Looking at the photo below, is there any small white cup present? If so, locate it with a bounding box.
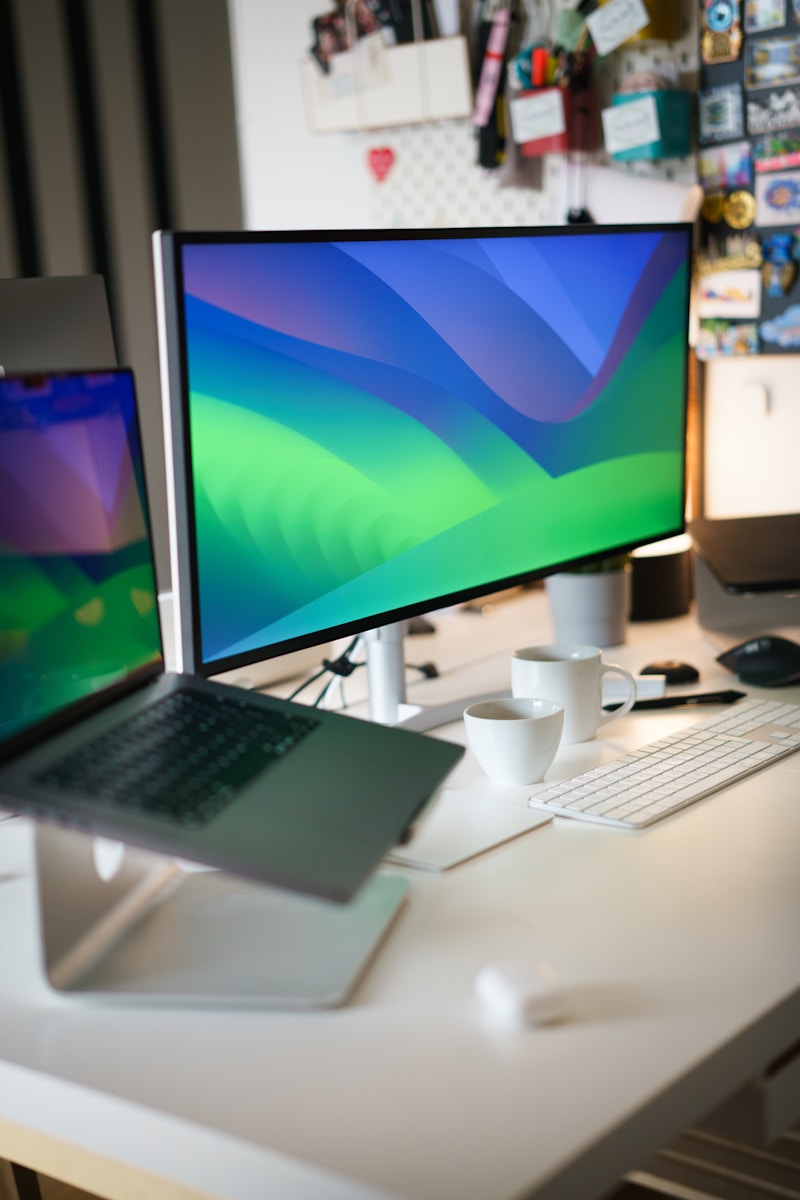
[463,697,564,786]
[511,643,636,744]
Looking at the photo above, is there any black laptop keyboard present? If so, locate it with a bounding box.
[36,689,320,828]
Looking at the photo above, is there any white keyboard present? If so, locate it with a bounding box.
[528,697,800,830]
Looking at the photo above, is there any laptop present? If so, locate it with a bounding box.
[0,369,463,905]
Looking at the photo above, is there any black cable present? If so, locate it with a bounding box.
[284,667,328,703]
[312,672,344,709]
[322,639,363,678]
[282,640,438,707]
[412,661,439,679]
[284,637,362,703]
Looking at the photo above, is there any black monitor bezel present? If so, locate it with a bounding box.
[155,223,692,678]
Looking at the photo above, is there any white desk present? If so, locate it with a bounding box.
[1,589,799,1200]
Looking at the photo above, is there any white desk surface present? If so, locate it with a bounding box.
[1,589,799,1200]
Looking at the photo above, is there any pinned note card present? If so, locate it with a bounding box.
[602,94,660,154]
[509,89,566,144]
[586,0,649,56]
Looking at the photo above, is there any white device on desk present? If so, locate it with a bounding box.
[474,959,567,1027]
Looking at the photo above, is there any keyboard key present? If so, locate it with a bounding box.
[36,689,319,827]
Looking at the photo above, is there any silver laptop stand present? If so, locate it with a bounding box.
[34,824,406,1008]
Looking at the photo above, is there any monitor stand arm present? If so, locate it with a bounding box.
[364,622,421,726]
[364,622,502,733]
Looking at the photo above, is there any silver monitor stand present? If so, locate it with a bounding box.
[34,824,407,1009]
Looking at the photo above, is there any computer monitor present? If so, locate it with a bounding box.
[154,224,691,726]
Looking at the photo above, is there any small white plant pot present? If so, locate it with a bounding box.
[545,567,631,648]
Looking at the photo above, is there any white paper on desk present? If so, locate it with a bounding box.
[386,789,551,871]
[603,674,667,702]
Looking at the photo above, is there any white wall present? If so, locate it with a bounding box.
[227,0,373,228]
[703,357,800,518]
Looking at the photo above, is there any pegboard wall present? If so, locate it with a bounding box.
[367,122,567,227]
[360,0,700,229]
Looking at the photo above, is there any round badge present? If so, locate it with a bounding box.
[764,177,800,214]
[702,193,726,223]
[706,0,735,31]
[723,190,756,228]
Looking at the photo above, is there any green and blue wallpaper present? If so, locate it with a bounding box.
[179,229,690,666]
[0,372,161,741]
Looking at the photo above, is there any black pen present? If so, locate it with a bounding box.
[605,689,747,712]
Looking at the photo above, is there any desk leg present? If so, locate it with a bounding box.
[0,1162,43,1200]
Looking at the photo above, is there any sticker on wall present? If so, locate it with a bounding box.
[760,303,800,344]
[698,140,753,190]
[696,234,763,274]
[701,0,743,63]
[697,268,763,316]
[753,130,800,170]
[698,84,745,142]
[697,318,759,358]
[368,146,395,182]
[745,0,786,31]
[746,85,800,132]
[755,167,800,221]
[702,192,726,222]
[723,189,757,226]
[761,231,800,294]
[744,33,800,90]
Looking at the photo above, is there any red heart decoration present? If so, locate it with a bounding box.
[368,146,395,182]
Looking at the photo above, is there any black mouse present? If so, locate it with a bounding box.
[641,660,699,685]
[716,635,800,687]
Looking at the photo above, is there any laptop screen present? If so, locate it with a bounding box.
[0,370,162,744]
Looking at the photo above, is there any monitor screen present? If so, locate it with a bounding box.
[155,225,691,697]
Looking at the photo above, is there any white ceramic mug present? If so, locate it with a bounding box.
[463,697,564,786]
[510,643,636,744]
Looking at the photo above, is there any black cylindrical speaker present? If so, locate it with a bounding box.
[630,536,692,621]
